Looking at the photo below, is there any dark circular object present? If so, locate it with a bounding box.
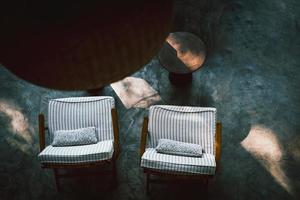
[0,1,173,90]
[159,32,206,74]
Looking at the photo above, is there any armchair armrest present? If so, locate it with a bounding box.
[111,108,120,158]
[38,113,47,152]
[140,117,149,157]
[215,122,222,172]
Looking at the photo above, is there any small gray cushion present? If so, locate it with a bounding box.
[156,139,203,157]
[52,127,98,147]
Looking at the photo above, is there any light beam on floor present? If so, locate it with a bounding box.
[111,77,161,109]
[241,125,292,195]
[0,100,32,144]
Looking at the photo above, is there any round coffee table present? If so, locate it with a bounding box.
[158,32,206,85]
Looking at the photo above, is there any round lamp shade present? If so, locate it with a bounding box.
[0,1,172,90]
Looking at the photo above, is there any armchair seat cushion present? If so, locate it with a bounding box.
[38,140,114,164]
[141,148,216,175]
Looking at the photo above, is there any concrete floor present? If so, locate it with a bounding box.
[0,0,299,199]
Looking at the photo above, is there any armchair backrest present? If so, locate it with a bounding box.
[48,96,115,142]
[148,105,216,155]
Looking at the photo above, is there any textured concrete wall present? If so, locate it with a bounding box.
[0,0,299,199]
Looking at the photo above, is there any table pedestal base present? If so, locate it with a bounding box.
[87,87,103,96]
[169,72,192,86]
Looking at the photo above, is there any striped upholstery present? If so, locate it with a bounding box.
[39,96,115,164]
[48,96,115,142]
[142,105,217,175]
[141,148,216,175]
[148,105,216,154]
[38,140,114,164]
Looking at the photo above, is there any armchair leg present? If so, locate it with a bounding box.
[112,159,118,187]
[53,169,60,192]
[146,173,150,195]
[203,177,209,195]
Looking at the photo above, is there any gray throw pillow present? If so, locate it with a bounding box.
[156,139,203,157]
[52,127,98,147]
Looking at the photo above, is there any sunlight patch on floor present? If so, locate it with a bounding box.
[111,77,161,109]
[0,100,32,144]
[241,125,292,195]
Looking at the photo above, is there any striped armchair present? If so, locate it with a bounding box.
[38,96,119,190]
[140,105,222,193]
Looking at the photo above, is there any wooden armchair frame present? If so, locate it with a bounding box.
[140,117,222,193]
[39,108,120,191]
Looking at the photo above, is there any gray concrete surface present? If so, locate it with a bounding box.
[0,0,299,199]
